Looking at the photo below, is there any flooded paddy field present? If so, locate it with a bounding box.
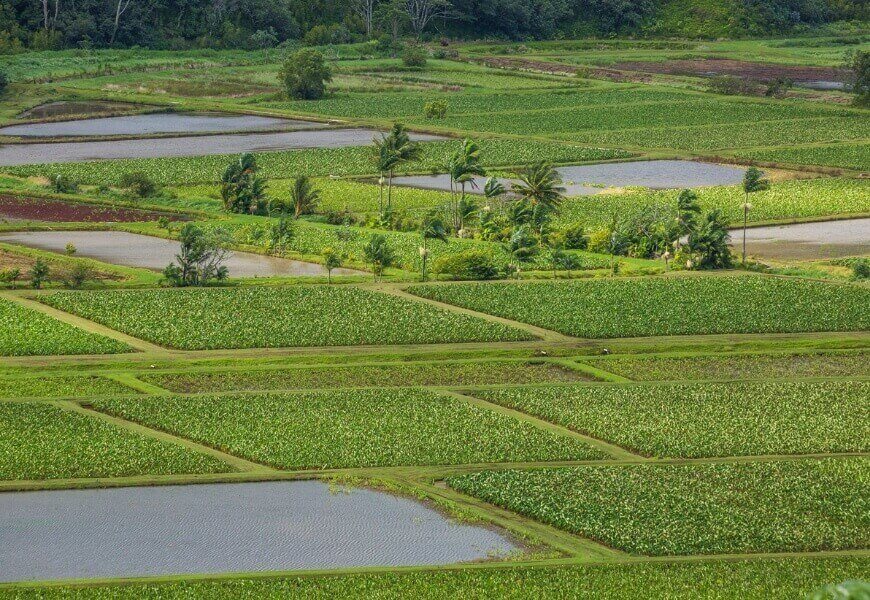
[0,112,322,138]
[392,160,746,196]
[733,218,870,260]
[17,101,146,120]
[0,129,446,166]
[0,480,518,582]
[0,230,364,277]
[0,195,188,223]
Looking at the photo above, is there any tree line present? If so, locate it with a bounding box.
[0,0,865,52]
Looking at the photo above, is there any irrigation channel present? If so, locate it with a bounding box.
[0,230,364,277]
[0,480,518,582]
[391,160,747,196]
[731,218,870,260]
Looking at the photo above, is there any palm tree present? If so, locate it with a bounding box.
[741,167,769,265]
[372,140,398,213]
[419,212,448,282]
[290,175,320,219]
[373,123,422,212]
[446,139,486,233]
[511,161,566,212]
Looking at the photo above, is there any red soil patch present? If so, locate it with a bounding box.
[0,195,189,223]
[611,59,849,83]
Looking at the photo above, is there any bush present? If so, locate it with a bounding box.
[303,25,331,46]
[402,45,428,68]
[424,99,448,119]
[852,258,870,280]
[707,75,757,96]
[29,259,49,289]
[249,28,278,49]
[119,171,159,198]
[278,48,333,100]
[432,250,500,280]
[561,223,589,250]
[0,70,7,95]
[51,175,78,194]
[65,264,92,289]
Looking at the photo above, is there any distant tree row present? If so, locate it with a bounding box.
[0,0,865,52]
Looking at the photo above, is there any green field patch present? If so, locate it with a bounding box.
[556,177,870,228]
[0,402,229,480]
[449,458,869,555]
[735,143,870,172]
[4,557,867,598]
[584,350,870,381]
[5,139,631,187]
[142,360,589,393]
[92,389,606,468]
[562,116,870,152]
[41,286,532,350]
[0,297,131,357]
[475,380,869,457]
[0,375,137,399]
[408,276,870,338]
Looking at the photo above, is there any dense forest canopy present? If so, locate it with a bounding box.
[0,0,867,51]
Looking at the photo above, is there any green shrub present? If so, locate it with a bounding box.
[561,222,588,250]
[0,69,7,94]
[119,171,159,198]
[51,174,78,194]
[432,249,500,280]
[852,258,870,280]
[424,99,448,119]
[278,48,332,100]
[402,45,428,68]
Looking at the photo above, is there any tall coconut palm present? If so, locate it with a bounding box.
[741,167,769,265]
[419,211,448,282]
[373,123,423,212]
[446,139,486,233]
[511,161,566,212]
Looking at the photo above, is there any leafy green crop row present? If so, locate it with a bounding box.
[0,297,131,356]
[42,286,532,350]
[555,177,870,228]
[449,458,869,555]
[408,275,870,338]
[563,116,870,152]
[5,557,866,599]
[93,389,605,468]
[4,139,631,186]
[0,375,137,399]
[142,360,587,393]
[735,143,870,172]
[476,380,869,457]
[0,402,229,480]
[584,350,870,381]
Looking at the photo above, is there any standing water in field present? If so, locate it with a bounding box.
[0,113,321,138]
[0,231,364,278]
[0,480,519,582]
[391,160,746,196]
[731,218,870,260]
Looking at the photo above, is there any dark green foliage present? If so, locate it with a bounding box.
[847,50,870,108]
[162,224,230,287]
[220,153,267,215]
[432,249,500,280]
[684,209,733,269]
[363,233,395,279]
[64,264,92,289]
[402,45,428,68]
[852,258,870,280]
[560,223,589,250]
[28,258,49,289]
[278,48,332,100]
[51,175,78,194]
[118,171,158,198]
[0,69,7,94]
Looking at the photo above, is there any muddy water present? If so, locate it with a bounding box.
[392,160,746,196]
[18,101,145,120]
[0,113,320,138]
[732,218,870,260]
[0,129,446,166]
[0,480,518,582]
[0,231,364,278]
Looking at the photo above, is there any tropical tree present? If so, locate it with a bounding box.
[446,139,486,233]
[29,259,49,289]
[685,209,733,270]
[278,49,333,100]
[372,123,422,212]
[363,234,395,281]
[322,247,342,284]
[162,224,231,287]
[221,153,267,214]
[512,161,566,212]
[676,189,701,235]
[741,167,769,265]
[289,176,320,219]
[419,211,448,281]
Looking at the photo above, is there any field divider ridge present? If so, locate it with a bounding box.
[381,285,574,343]
[552,358,633,382]
[439,389,643,461]
[1,292,167,354]
[52,400,275,474]
[103,373,173,395]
